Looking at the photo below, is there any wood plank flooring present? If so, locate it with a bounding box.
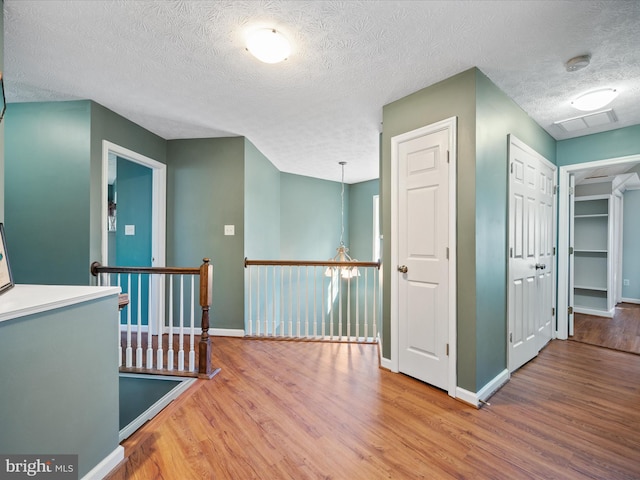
[106,338,640,480]
[573,302,640,354]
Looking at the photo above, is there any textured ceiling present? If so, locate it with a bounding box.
[4,0,640,183]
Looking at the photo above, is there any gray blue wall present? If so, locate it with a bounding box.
[382,68,555,393]
[244,138,280,260]
[382,69,477,387]
[167,137,245,330]
[280,172,346,261]
[474,71,555,389]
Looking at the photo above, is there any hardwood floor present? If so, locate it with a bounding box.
[106,338,640,480]
[572,302,640,355]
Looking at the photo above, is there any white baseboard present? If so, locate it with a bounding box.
[81,445,124,480]
[621,297,640,305]
[380,356,392,370]
[163,326,244,337]
[574,306,614,318]
[120,326,245,337]
[456,369,510,408]
[211,328,245,337]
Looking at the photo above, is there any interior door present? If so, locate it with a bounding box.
[396,125,450,391]
[568,174,575,336]
[536,161,555,351]
[508,135,556,372]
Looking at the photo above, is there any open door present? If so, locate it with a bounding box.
[568,174,575,336]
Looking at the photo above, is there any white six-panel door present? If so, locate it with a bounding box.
[508,135,556,372]
[393,121,454,392]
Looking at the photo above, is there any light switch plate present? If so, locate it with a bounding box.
[125,225,135,236]
[224,225,235,236]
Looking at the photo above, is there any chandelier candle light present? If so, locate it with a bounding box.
[325,162,360,279]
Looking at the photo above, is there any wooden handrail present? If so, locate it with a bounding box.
[91,258,218,379]
[245,258,381,269]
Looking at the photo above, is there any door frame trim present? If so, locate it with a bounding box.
[101,141,167,334]
[390,116,457,398]
[557,153,640,339]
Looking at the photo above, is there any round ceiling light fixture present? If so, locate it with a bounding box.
[565,54,591,72]
[571,88,619,111]
[246,28,291,64]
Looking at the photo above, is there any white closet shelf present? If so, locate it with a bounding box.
[574,285,608,292]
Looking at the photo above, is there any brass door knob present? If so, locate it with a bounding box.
[398,265,408,273]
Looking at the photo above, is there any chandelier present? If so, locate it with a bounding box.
[325,162,360,279]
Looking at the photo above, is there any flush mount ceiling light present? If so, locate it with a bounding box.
[571,88,618,111]
[246,28,291,64]
[565,54,591,72]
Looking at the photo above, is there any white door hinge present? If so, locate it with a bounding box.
[569,186,574,195]
[568,306,574,315]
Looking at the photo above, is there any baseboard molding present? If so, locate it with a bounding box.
[621,297,640,305]
[455,369,510,408]
[574,306,614,318]
[81,445,124,480]
[211,328,245,337]
[380,356,392,371]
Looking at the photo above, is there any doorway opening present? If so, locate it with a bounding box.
[557,153,640,342]
[101,140,167,332]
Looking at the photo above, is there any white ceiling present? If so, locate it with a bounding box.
[4,1,640,184]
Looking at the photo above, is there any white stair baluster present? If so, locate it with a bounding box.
[189,275,195,372]
[146,274,154,369]
[125,274,132,368]
[136,274,143,368]
[313,267,318,338]
[117,274,122,367]
[156,274,164,370]
[373,268,378,340]
[256,267,261,336]
[364,269,369,341]
[347,276,351,342]
[272,266,276,337]
[167,275,174,370]
[178,275,185,371]
[355,272,360,341]
[247,266,253,336]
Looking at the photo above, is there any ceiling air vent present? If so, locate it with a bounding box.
[554,109,618,133]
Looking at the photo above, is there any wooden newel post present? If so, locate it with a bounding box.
[198,258,220,378]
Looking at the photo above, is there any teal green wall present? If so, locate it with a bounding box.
[382,69,477,386]
[0,295,120,478]
[557,124,640,166]
[167,137,245,330]
[280,173,345,260]
[115,158,153,325]
[622,189,640,300]
[115,158,153,267]
[349,179,379,262]
[5,101,92,285]
[244,138,280,259]
[474,71,556,390]
[5,100,166,285]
